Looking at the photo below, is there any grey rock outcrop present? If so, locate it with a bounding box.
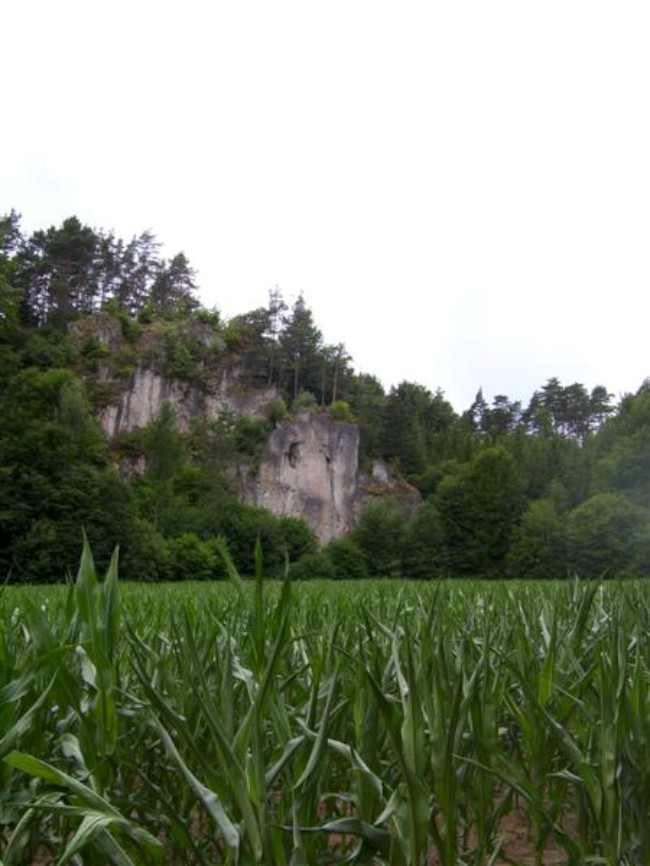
[99,363,277,436]
[69,313,420,541]
[69,313,278,436]
[246,411,360,544]
[245,412,421,544]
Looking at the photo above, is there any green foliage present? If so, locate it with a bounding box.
[279,292,323,399]
[524,377,614,441]
[436,445,524,576]
[225,307,274,384]
[591,382,650,506]
[380,382,457,481]
[401,501,446,579]
[187,414,238,475]
[232,416,272,461]
[166,533,226,581]
[22,328,79,368]
[329,399,353,422]
[214,504,316,577]
[165,339,197,380]
[344,373,385,468]
[509,426,589,506]
[276,516,318,562]
[101,298,143,342]
[156,320,222,384]
[0,211,21,337]
[0,345,21,390]
[507,499,568,579]
[15,216,99,327]
[80,335,110,360]
[325,536,368,580]
[265,397,287,426]
[350,500,408,577]
[6,546,650,863]
[142,402,185,529]
[288,551,336,580]
[120,518,170,581]
[380,382,431,476]
[0,364,126,581]
[292,388,318,411]
[567,493,650,578]
[194,306,221,326]
[150,251,199,318]
[222,315,245,350]
[4,465,136,584]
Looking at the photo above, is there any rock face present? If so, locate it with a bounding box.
[69,313,278,436]
[247,412,360,544]
[70,314,420,541]
[99,363,277,436]
[357,459,423,505]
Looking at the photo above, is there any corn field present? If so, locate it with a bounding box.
[2,543,650,865]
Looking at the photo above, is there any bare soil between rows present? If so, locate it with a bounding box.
[21,804,572,865]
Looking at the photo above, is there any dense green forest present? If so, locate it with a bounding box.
[1,209,649,582]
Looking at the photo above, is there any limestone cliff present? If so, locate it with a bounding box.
[69,314,419,542]
[69,312,278,436]
[245,411,360,544]
[98,364,277,436]
[245,412,420,544]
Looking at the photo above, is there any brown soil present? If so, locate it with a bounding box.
[426,808,569,865]
[28,845,55,865]
[18,804,574,865]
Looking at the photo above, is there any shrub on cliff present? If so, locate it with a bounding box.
[292,389,318,411]
[329,400,354,422]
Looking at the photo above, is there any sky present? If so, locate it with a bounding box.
[4,1,650,411]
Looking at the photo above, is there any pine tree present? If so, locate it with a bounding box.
[279,293,323,401]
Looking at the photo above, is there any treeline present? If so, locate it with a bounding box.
[2,210,650,581]
[296,374,650,580]
[0,210,199,326]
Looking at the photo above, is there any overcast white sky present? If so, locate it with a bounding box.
[4,1,650,410]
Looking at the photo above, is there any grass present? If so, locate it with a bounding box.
[2,548,650,864]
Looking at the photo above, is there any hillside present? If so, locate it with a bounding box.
[2,210,650,582]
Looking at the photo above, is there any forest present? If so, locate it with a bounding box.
[1,209,649,583]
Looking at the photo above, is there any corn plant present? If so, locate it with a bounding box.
[3,548,650,864]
